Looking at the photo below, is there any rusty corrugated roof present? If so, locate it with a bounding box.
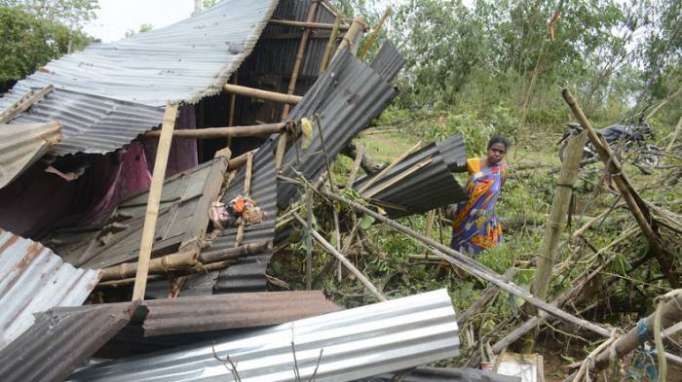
[0,121,61,189]
[0,229,100,350]
[0,302,140,382]
[140,291,339,336]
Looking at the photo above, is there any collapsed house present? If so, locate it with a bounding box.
[0,1,498,381]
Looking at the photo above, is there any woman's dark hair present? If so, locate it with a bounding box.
[487,135,511,150]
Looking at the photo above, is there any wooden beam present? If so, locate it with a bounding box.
[132,104,179,301]
[0,85,54,123]
[358,140,422,194]
[224,83,302,105]
[144,122,286,139]
[269,18,349,31]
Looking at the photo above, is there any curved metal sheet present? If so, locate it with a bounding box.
[0,121,61,188]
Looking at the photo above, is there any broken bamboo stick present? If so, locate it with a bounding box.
[144,122,287,139]
[305,186,313,290]
[334,16,366,58]
[323,190,610,337]
[132,104,179,301]
[458,268,517,326]
[294,214,387,302]
[0,84,54,123]
[562,89,678,287]
[357,7,392,59]
[363,157,431,198]
[532,132,587,301]
[268,19,349,30]
[224,84,302,105]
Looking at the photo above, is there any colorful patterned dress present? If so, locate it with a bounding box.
[451,158,506,255]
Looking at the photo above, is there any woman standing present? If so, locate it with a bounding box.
[450,135,510,255]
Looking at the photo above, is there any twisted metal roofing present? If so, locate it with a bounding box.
[70,289,460,382]
[0,302,139,382]
[0,0,278,155]
[0,121,61,188]
[0,229,99,350]
[353,134,467,218]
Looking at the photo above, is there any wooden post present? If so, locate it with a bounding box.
[294,214,387,302]
[275,1,319,171]
[319,15,341,73]
[132,104,179,301]
[562,89,678,287]
[532,132,587,301]
[227,71,238,147]
[235,151,253,247]
[224,84,302,105]
[357,7,392,59]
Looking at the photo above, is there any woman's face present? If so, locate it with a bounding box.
[487,142,507,165]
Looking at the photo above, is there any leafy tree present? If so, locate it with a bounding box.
[124,23,153,38]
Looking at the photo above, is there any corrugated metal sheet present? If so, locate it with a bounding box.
[0,0,279,155]
[0,302,139,382]
[0,229,99,350]
[370,41,406,82]
[8,88,165,156]
[181,149,278,295]
[353,134,467,218]
[140,291,339,336]
[242,0,338,80]
[366,367,521,382]
[0,121,61,188]
[43,158,228,270]
[275,48,400,209]
[70,289,460,382]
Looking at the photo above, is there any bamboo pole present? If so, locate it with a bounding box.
[0,84,54,123]
[227,71,238,148]
[323,190,611,337]
[358,141,422,193]
[458,268,517,326]
[294,214,387,301]
[224,84,302,105]
[346,143,365,188]
[269,19,348,30]
[132,104,179,301]
[357,7,392,59]
[144,122,287,139]
[334,16,366,58]
[235,151,253,247]
[305,186,313,290]
[227,150,253,170]
[275,1,319,171]
[100,241,270,282]
[319,15,341,73]
[532,132,587,301]
[562,89,678,287]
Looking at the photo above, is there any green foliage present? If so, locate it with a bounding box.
[0,5,91,82]
[124,23,154,38]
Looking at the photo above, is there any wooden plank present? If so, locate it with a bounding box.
[132,104,179,301]
[0,85,54,123]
